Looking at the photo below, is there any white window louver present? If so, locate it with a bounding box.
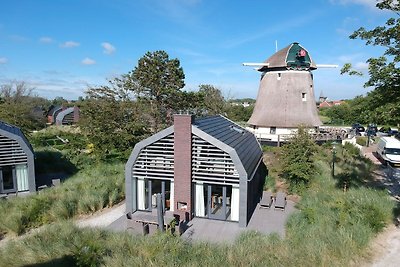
[192,134,239,184]
[132,133,174,180]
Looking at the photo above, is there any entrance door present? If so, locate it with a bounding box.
[207,184,226,220]
[0,166,16,193]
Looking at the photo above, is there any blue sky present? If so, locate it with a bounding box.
[0,0,394,100]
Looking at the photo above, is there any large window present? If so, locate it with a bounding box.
[137,179,172,212]
[194,183,239,222]
[1,166,15,193]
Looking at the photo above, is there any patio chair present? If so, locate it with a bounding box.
[274,191,287,210]
[259,191,273,208]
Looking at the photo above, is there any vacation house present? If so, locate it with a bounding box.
[125,114,266,227]
[55,106,80,126]
[46,105,63,124]
[0,121,36,194]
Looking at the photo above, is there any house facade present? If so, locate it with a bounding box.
[55,106,80,126]
[46,105,63,124]
[125,114,266,227]
[0,121,36,194]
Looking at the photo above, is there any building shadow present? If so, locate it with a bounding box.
[34,150,78,188]
[23,255,76,267]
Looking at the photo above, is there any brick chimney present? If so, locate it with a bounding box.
[173,113,194,221]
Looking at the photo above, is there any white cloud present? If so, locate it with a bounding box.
[355,61,369,70]
[39,37,54,43]
[0,57,8,64]
[101,42,116,54]
[60,41,80,48]
[81,57,96,65]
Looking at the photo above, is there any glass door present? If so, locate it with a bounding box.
[207,184,226,220]
[1,166,16,193]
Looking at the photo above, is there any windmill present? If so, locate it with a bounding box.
[243,42,337,142]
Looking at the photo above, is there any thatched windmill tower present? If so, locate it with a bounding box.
[244,42,335,142]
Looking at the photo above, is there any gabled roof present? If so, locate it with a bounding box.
[193,115,263,178]
[0,120,33,153]
[259,42,317,71]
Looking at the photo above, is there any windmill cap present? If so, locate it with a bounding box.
[258,42,317,71]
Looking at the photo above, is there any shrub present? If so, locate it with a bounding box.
[356,136,368,146]
[281,126,318,191]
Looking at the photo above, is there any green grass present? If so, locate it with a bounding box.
[0,163,124,236]
[0,142,395,266]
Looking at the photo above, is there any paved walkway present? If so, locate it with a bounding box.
[182,200,297,243]
[76,197,297,244]
[76,202,126,228]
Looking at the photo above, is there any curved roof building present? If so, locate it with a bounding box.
[125,114,266,227]
[248,42,322,128]
[55,106,80,126]
[0,121,36,194]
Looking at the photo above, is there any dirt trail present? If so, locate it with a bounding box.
[361,145,400,267]
[365,225,400,267]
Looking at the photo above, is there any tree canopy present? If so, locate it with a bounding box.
[80,80,149,159]
[0,81,48,132]
[123,50,185,131]
[341,0,400,125]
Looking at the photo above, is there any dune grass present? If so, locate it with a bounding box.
[0,142,395,266]
[0,163,124,236]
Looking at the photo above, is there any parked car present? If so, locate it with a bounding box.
[376,137,400,167]
[352,123,365,136]
[377,127,398,137]
[388,130,399,137]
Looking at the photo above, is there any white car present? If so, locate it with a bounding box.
[376,137,400,167]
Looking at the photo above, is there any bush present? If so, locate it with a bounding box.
[356,136,368,146]
[281,127,318,191]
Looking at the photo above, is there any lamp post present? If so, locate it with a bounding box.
[332,141,337,178]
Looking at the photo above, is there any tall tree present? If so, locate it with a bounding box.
[123,50,185,131]
[0,81,48,132]
[341,0,400,124]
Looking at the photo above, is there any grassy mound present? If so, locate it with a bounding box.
[0,163,124,236]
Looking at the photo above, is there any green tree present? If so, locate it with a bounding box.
[281,127,318,191]
[123,50,185,131]
[0,81,48,132]
[80,79,149,159]
[225,104,254,122]
[341,0,400,125]
[174,90,205,115]
[320,102,353,125]
[198,84,225,115]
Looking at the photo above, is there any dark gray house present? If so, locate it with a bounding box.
[125,114,266,227]
[46,105,63,124]
[55,106,80,126]
[0,121,36,194]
